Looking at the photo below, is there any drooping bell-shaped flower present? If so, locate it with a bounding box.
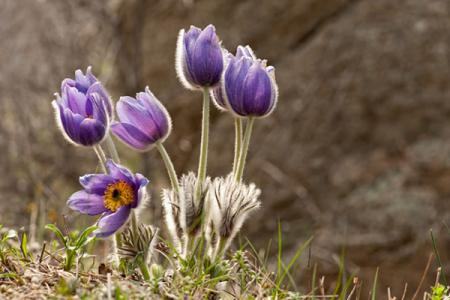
[222,46,278,118]
[52,68,110,146]
[67,160,149,238]
[176,24,224,90]
[111,87,172,151]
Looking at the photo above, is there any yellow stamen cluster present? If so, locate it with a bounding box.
[104,180,134,212]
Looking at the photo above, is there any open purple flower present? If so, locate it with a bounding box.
[176,24,224,90]
[111,87,172,151]
[222,45,278,118]
[67,160,149,238]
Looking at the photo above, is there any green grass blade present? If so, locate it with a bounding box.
[277,236,313,287]
[332,249,346,299]
[339,274,355,300]
[371,268,379,300]
[277,220,282,283]
[19,232,30,260]
[311,263,317,300]
[430,229,448,285]
[75,225,98,249]
[45,224,67,248]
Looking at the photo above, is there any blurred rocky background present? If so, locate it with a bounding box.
[1,0,450,296]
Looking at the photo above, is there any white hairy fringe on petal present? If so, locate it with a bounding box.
[135,187,151,219]
[52,95,80,147]
[162,189,182,252]
[144,86,173,143]
[175,29,197,91]
[208,174,261,252]
[265,67,279,118]
[210,48,231,112]
[244,45,257,60]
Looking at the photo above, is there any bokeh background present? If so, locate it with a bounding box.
[1,0,450,296]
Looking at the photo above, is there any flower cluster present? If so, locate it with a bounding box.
[51,23,278,278]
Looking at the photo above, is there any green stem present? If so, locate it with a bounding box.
[232,118,243,175]
[92,145,122,259]
[138,260,151,281]
[194,88,210,204]
[156,143,180,194]
[93,145,107,173]
[213,237,228,261]
[234,117,255,182]
[65,252,76,271]
[130,211,139,242]
[105,134,120,163]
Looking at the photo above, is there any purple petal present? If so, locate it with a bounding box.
[95,206,131,238]
[79,174,115,195]
[67,191,107,216]
[63,87,88,115]
[190,25,223,86]
[78,118,106,146]
[60,108,85,143]
[224,57,252,115]
[116,97,162,138]
[236,45,256,60]
[85,66,98,85]
[211,86,227,110]
[75,69,96,93]
[86,82,112,117]
[242,63,273,116]
[88,93,109,126]
[111,122,155,151]
[136,90,171,139]
[105,160,135,186]
[184,26,202,63]
[61,78,76,91]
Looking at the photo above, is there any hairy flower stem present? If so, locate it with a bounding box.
[130,211,139,242]
[129,212,150,280]
[105,134,120,163]
[92,145,122,261]
[156,143,180,194]
[138,259,151,281]
[194,88,210,204]
[93,145,107,173]
[232,118,243,175]
[213,237,228,261]
[234,117,255,182]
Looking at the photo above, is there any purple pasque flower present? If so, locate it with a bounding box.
[222,45,278,118]
[52,69,110,146]
[61,66,113,118]
[111,87,172,151]
[176,24,224,90]
[210,46,257,111]
[67,160,149,238]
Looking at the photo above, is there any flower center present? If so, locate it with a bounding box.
[104,180,134,212]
